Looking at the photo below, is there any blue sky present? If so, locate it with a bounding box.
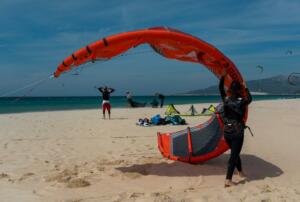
[1,0,300,96]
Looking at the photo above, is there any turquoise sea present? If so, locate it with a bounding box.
[0,95,300,114]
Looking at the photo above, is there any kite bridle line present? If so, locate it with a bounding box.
[67,48,153,74]
[0,74,53,98]
[0,48,153,100]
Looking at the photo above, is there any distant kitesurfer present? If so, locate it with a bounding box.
[97,86,115,119]
[156,93,165,108]
[219,71,252,187]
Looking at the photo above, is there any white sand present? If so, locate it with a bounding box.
[0,99,300,202]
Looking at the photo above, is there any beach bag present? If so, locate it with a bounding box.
[151,114,162,125]
[165,115,186,125]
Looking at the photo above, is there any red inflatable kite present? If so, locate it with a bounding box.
[54,27,248,164]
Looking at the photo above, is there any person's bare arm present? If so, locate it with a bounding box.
[98,87,104,93]
[109,88,115,93]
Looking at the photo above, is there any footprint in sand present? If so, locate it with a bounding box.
[18,172,35,181]
[130,192,145,198]
[45,169,78,183]
[258,184,273,193]
[122,172,143,179]
[66,178,90,188]
[184,187,195,193]
[0,173,9,179]
[54,164,60,171]
[118,164,149,179]
[8,178,15,183]
[113,192,128,202]
[150,192,176,202]
[45,169,91,188]
[98,159,126,166]
[13,138,23,142]
[97,166,105,172]
[261,199,272,202]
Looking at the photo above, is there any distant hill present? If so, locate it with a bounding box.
[183,75,300,95]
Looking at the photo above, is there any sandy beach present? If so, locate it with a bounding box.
[0,99,300,202]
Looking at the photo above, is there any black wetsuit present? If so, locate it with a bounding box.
[157,94,165,108]
[219,77,252,180]
[98,88,114,101]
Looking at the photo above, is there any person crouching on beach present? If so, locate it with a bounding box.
[97,86,115,119]
[219,71,252,187]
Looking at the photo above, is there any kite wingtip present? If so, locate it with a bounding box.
[49,74,55,79]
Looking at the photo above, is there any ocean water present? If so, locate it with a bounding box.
[0,95,299,114]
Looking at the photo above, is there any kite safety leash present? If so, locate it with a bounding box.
[245,125,254,137]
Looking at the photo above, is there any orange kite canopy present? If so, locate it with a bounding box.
[54,27,248,163]
[54,27,244,88]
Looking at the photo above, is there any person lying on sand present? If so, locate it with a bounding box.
[97,86,115,119]
[126,91,146,108]
[219,71,252,187]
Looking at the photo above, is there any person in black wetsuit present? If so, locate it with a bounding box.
[156,93,165,108]
[97,86,115,119]
[219,73,252,187]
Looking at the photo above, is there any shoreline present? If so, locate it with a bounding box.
[2,93,300,98]
[1,95,300,115]
[0,95,300,115]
